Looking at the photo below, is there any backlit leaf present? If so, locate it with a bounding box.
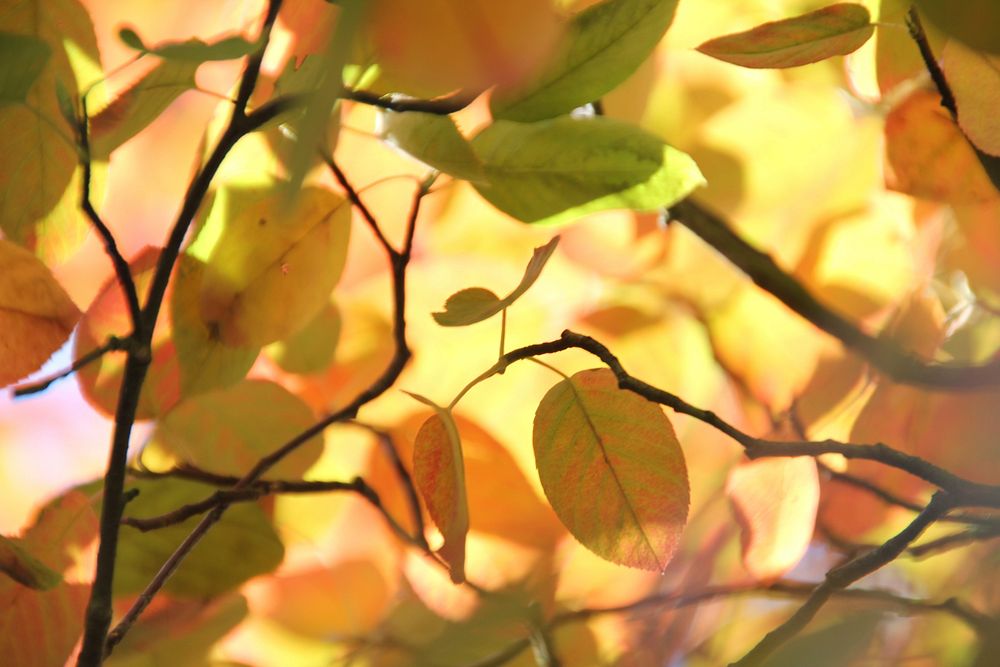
[266,300,341,375]
[943,40,1000,156]
[90,59,200,157]
[0,239,81,388]
[696,4,874,69]
[0,581,89,667]
[433,236,559,326]
[0,32,51,104]
[149,380,323,480]
[915,0,1000,54]
[192,184,351,347]
[409,397,468,584]
[532,368,689,571]
[726,457,819,581]
[115,478,284,596]
[378,110,484,181]
[471,116,704,225]
[117,26,259,62]
[491,0,680,122]
[0,536,61,590]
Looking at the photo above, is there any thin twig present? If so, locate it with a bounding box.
[343,88,477,115]
[324,154,396,255]
[909,524,1000,558]
[905,7,957,117]
[13,336,128,397]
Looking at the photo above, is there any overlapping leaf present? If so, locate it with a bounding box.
[0,536,61,590]
[533,369,689,571]
[117,27,259,62]
[433,236,559,326]
[696,4,874,69]
[0,32,50,104]
[491,0,680,122]
[0,239,81,388]
[943,40,1000,157]
[378,110,484,181]
[471,116,704,225]
[915,0,1000,53]
[265,300,341,375]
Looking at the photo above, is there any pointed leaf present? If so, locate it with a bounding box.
[0,239,81,388]
[90,59,200,157]
[433,236,559,326]
[378,110,484,181]
[115,479,284,596]
[0,32,51,104]
[408,395,468,584]
[533,368,689,571]
[726,457,819,581]
[150,380,323,480]
[192,184,351,347]
[0,536,62,590]
[491,0,680,122]
[696,4,874,69]
[471,116,704,225]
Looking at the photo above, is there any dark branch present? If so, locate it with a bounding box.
[905,7,957,117]
[13,336,129,397]
[343,88,477,115]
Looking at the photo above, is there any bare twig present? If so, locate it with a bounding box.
[909,524,1000,558]
[343,88,477,115]
[13,336,129,397]
[905,7,957,117]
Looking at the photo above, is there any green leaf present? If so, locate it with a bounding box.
[265,300,341,374]
[533,368,689,571]
[471,116,704,225]
[378,110,484,181]
[115,479,284,596]
[118,26,259,62]
[763,611,882,667]
[0,32,51,105]
[54,78,75,126]
[0,536,62,590]
[491,0,679,122]
[433,236,559,326]
[117,27,146,51]
[696,3,874,69]
[149,380,323,480]
[89,59,200,157]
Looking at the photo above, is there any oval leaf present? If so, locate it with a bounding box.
[265,300,341,374]
[696,3,874,69]
[491,0,680,122]
[433,236,559,326]
[472,116,704,225]
[378,110,484,181]
[0,239,80,388]
[532,368,689,571]
[943,40,1000,157]
[726,457,819,581]
[0,32,51,104]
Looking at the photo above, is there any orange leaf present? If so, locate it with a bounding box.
[942,40,1000,157]
[533,368,689,571]
[726,457,819,581]
[697,4,873,69]
[0,239,81,388]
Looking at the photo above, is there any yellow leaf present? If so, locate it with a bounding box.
[942,40,1000,157]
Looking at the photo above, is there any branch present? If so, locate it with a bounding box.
[669,199,1000,390]
[905,7,957,117]
[324,153,396,255]
[909,524,1000,558]
[343,87,477,114]
[13,336,128,397]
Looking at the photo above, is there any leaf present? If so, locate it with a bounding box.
[408,395,468,584]
[491,0,680,122]
[433,236,559,326]
[471,116,704,226]
[532,368,689,571]
[265,300,341,375]
[115,478,284,596]
[89,59,200,157]
[0,239,81,388]
[0,536,62,590]
[0,32,51,104]
[0,581,90,667]
[378,110,484,181]
[915,0,1000,54]
[943,40,1000,157]
[117,26,259,62]
[763,611,883,667]
[191,184,351,347]
[149,380,323,480]
[696,4,874,69]
[726,457,819,581]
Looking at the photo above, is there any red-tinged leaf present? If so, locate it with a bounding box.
[433,236,559,326]
[885,90,1000,203]
[0,239,81,388]
[532,368,689,571]
[0,536,61,590]
[943,40,1000,156]
[0,581,90,667]
[409,398,468,584]
[726,457,819,581]
[696,4,874,69]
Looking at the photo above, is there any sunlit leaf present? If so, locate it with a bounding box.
[433,236,559,326]
[915,0,1000,53]
[115,478,284,596]
[763,611,883,667]
[726,457,819,581]
[533,368,689,571]
[265,300,341,375]
[0,32,51,104]
[191,184,351,347]
[0,536,61,590]
[408,396,468,584]
[378,110,484,181]
[491,0,680,122]
[90,59,200,157]
[0,239,81,388]
[471,116,704,225]
[117,26,259,62]
[149,380,323,480]
[0,581,89,667]
[696,4,874,69]
[942,40,1000,157]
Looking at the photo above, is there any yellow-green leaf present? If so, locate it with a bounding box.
[191,184,351,347]
[433,236,559,326]
[696,3,874,69]
[378,110,484,181]
[0,239,81,388]
[532,368,689,571]
[0,32,51,104]
[265,300,341,375]
[117,27,259,62]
